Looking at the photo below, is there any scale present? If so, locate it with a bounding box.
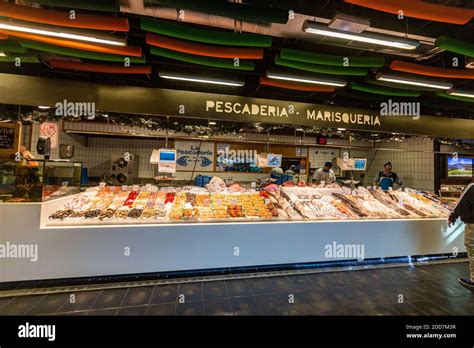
[336,157,367,188]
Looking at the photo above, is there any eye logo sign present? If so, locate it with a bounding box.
[176,156,212,167]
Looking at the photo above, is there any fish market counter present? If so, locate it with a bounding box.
[0,196,466,283]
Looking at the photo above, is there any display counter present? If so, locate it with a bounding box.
[44,183,453,226]
[0,159,82,203]
[0,185,466,283]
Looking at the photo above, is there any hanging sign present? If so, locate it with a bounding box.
[174,141,214,172]
[39,122,59,149]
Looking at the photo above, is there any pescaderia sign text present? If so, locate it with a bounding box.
[2,73,474,139]
[206,100,381,127]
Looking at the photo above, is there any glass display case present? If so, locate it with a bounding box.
[0,159,82,202]
[45,183,451,226]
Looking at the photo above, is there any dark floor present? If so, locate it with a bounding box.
[1,262,473,316]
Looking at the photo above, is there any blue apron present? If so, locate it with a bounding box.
[379,176,394,190]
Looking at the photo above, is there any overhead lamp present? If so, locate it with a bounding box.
[266,71,347,87]
[158,72,244,87]
[208,121,217,125]
[303,21,419,50]
[337,128,346,131]
[0,19,126,47]
[447,89,474,99]
[38,105,51,109]
[0,51,6,57]
[375,72,452,90]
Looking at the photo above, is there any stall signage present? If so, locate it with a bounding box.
[205,100,381,128]
[174,141,214,172]
[0,123,21,155]
[1,73,474,139]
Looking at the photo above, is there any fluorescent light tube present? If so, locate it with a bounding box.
[303,21,419,50]
[159,72,244,87]
[447,89,474,98]
[376,73,452,90]
[266,71,347,87]
[0,20,126,47]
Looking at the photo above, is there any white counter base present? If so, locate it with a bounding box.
[0,199,466,283]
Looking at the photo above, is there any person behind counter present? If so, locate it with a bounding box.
[374,162,402,190]
[314,161,336,184]
[285,165,297,176]
[449,181,474,290]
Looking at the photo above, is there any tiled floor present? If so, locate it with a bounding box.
[1,262,473,316]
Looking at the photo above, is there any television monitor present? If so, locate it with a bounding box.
[158,149,177,162]
[447,156,473,177]
[353,158,367,171]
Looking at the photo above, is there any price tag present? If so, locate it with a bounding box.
[251,182,256,188]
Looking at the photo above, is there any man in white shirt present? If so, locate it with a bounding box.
[314,161,336,185]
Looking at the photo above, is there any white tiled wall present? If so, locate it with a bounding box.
[308,137,434,190]
[24,123,162,178]
[23,122,435,189]
[364,137,434,190]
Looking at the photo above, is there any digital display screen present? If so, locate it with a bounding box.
[447,156,473,177]
[159,151,176,162]
[353,158,367,170]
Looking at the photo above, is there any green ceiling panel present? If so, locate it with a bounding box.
[150,46,255,70]
[281,48,385,67]
[141,18,272,47]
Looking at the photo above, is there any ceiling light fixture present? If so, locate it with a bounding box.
[337,128,346,131]
[159,72,244,87]
[0,51,6,57]
[208,121,217,125]
[38,105,51,109]
[0,20,126,47]
[266,71,347,87]
[303,21,419,50]
[375,72,452,90]
[447,89,474,98]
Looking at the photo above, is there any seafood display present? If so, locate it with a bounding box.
[280,187,450,220]
[48,184,450,225]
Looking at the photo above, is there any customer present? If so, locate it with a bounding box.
[314,161,336,184]
[374,162,402,190]
[449,181,474,290]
